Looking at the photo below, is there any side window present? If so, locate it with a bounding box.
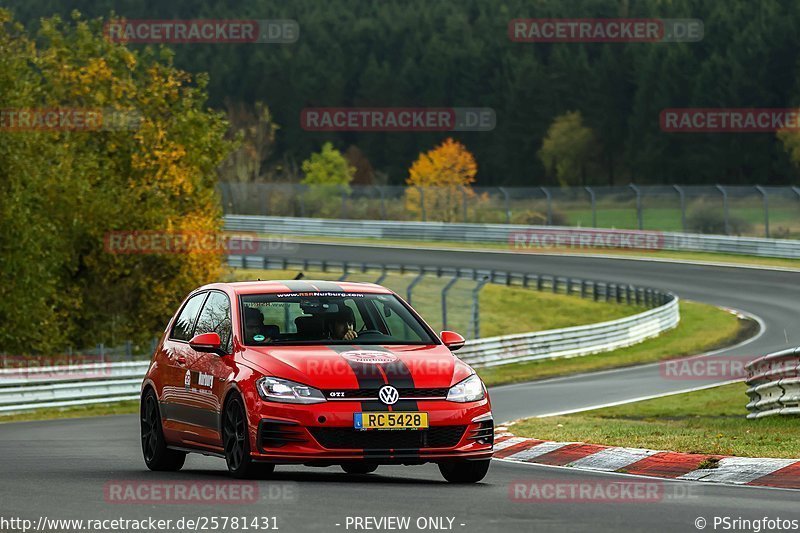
[170,293,207,342]
[194,292,232,350]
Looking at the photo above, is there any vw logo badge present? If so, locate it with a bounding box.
[378,385,399,405]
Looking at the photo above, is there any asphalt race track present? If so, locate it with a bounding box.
[3,243,800,533]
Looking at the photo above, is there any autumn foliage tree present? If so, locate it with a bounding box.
[0,11,233,354]
[405,138,477,222]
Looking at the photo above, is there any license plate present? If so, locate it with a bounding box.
[354,412,429,430]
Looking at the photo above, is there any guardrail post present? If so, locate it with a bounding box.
[755,185,770,238]
[605,284,611,302]
[536,276,543,291]
[585,186,597,227]
[498,187,511,224]
[338,263,349,281]
[566,278,572,295]
[629,184,643,230]
[374,265,388,285]
[407,270,425,306]
[716,184,730,235]
[593,282,599,301]
[540,187,553,225]
[552,277,559,294]
[441,275,459,330]
[580,280,587,298]
[471,277,490,339]
[673,185,687,232]
[626,285,632,304]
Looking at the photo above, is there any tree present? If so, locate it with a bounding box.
[218,100,278,182]
[405,138,477,222]
[538,111,599,187]
[0,11,233,353]
[301,142,355,188]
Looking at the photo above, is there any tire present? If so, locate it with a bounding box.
[223,395,274,479]
[141,389,186,471]
[438,459,490,484]
[341,463,378,475]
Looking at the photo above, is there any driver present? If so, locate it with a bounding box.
[326,306,358,341]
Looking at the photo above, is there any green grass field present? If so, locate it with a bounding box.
[478,301,749,387]
[226,268,646,339]
[511,383,800,458]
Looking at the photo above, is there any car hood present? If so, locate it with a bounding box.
[241,344,474,390]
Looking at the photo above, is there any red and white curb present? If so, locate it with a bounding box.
[493,428,800,490]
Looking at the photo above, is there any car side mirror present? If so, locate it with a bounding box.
[189,332,225,356]
[440,331,465,351]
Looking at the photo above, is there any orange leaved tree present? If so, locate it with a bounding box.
[405,138,477,222]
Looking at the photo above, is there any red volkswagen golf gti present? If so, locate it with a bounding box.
[140,279,494,482]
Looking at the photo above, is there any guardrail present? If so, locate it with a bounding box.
[1,266,679,412]
[745,348,800,419]
[457,296,679,367]
[225,215,800,259]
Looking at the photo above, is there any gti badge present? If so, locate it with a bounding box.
[378,385,399,405]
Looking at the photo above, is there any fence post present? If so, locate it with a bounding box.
[376,186,387,220]
[755,185,770,238]
[471,277,490,339]
[441,275,459,330]
[498,187,511,224]
[417,186,427,222]
[406,270,426,306]
[716,184,730,235]
[629,184,643,230]
[540,187,553,225]
[673,185,687,233]
[585,186,596,227]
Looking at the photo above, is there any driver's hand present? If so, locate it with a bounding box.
[343,324,357,341]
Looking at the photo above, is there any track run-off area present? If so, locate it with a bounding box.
[3,243,800,533]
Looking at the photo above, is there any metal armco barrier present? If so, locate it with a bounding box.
[0,292,678,413]
[457,296,679,367]
[745,348,800,419]
[225,215,800,259]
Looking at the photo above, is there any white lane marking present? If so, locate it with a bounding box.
[492,306,765,394]
[531,379,744,419]
[567,447,661,471]
[678,457,798,484]
[505,441,575,461]
[493,437,529,451]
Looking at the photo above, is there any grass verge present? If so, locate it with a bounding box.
[478,301,752,387]
[0,400,139,424]
[510,383,800,458]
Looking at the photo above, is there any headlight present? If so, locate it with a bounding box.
[446,374,486,403]
[256,377,326,404]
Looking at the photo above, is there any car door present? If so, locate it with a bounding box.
[159,291,208,438]
[181,290,234,447]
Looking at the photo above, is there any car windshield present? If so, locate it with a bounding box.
[240,291,437,346]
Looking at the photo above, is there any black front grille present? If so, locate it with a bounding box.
[322,388,448,399]
[309,426,466,450]
[259,420,307,449]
